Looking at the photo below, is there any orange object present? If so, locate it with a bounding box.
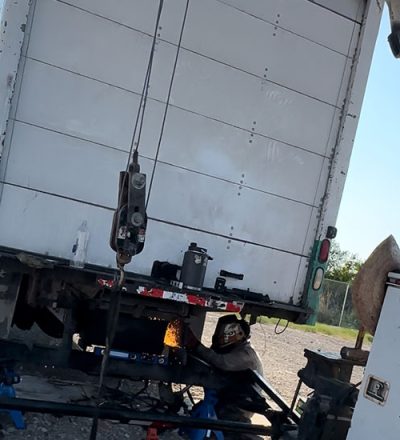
[163,319,183,348]
[146,427,159,440]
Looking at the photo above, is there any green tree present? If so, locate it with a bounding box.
[326,241,363,282]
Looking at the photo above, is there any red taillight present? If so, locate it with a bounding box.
[318,239,331,263]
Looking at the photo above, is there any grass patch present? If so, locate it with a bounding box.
[259,317,373,344]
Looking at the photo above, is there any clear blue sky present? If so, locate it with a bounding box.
[336,8,399,259]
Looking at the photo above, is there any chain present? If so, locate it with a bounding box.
[117,261,126,288]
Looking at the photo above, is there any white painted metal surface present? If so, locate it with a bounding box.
[4,122,155,207]
[135,221,304,303]
[313,0,365,22]
[158,106,324,205]
[0,184,115,268]
[0,0,380,305]
[148,162,312,255]
[170,49,336,155]
[183,0,349,106]
[347,281,400,440]
[317,0,383,238]
[218,0,361,54]
[0,0,30,159]
[63,0,188,45]
[15,58,164,156]
[27,0,180,102]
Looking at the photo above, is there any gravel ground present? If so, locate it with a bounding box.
[242,319,367,403]
[202,314,367,402]
[1,314,368,439]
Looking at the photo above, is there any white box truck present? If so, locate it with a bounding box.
[0,0,385,371]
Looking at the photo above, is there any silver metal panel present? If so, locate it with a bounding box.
[159,107,324,205]
[15,58,165,159]
[184,0,348,105]
[147,162,312,255]
[27,0,177,103]
[133,220,302,302]
[0,184,116,267]
[347,286,400,440]
[218,0,360,54]
[171,50,336,155]
[62,0,187,45]
[4,122,154,208]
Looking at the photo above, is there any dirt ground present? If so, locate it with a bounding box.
[1,314,367,439]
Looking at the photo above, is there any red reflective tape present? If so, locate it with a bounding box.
[137,286,243,312]
[187,295,207,307]
[225,303,242,313]
[97,279,115,288]
[140,288,164,298]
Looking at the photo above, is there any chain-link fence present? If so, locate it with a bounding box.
[317,279,359,329]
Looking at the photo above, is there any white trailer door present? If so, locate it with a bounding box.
[0,0,380,305]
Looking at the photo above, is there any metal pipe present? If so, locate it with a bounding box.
[250,370,300,424]
[289,379,302,417]
[338,283,350,327]
[0,397,272,436]
[355,327,365,350]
